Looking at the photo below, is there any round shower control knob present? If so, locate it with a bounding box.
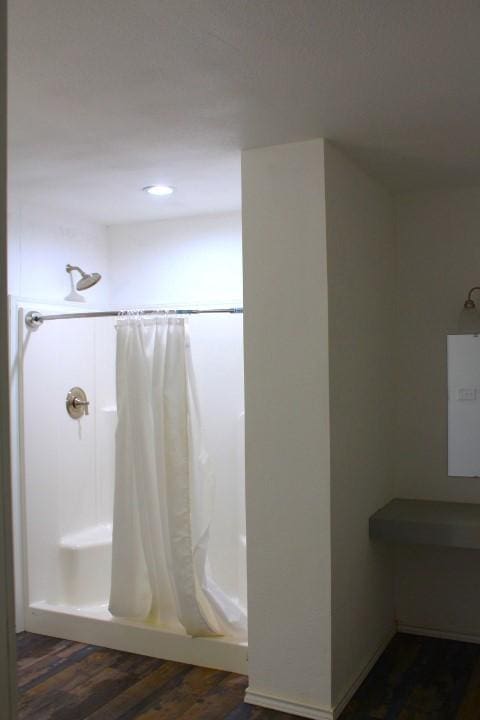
[66,387,90,419]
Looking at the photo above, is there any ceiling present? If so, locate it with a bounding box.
[9,0,480,224]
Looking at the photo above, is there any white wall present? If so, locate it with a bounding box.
[106,212,242,307]
[395,187,480,637]
[8,203,110,630]
[8,202,110,304]
[20,306,116,606]
[324,143,396,705]
[242,139,333,714]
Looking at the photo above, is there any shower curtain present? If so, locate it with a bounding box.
[109,314,246,639]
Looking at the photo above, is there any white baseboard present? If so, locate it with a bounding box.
[244,689,333,720]
[245,628,395,720]
[332,627,395,719]
[398,623,480,645]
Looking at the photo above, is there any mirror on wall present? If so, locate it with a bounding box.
[448,334,480,477]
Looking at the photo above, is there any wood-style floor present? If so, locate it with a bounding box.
[16,631,480,719]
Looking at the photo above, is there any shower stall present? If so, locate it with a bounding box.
[14,298,247,673]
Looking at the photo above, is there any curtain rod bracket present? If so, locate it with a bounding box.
[25,311,44,329]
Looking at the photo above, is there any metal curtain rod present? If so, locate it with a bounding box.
[25,307,243,329]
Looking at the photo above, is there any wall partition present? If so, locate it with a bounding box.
[0,0,16,712]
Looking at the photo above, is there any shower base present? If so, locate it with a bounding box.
[26,601,247,674]
[27,520,247,674]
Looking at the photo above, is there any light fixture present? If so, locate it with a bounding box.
[459,286,480,332]
[143,185,174,197]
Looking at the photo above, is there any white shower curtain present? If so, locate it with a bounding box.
[109,314,246,639]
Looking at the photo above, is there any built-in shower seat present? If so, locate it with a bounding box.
[58,523,112,607]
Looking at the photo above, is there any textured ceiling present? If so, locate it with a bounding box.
[9,0,480,224]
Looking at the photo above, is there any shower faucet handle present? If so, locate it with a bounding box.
[73,397,89,415]
[66,387,90,419]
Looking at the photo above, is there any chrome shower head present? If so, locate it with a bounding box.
[66,264,102,291]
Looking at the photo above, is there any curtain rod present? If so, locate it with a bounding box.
[25,307,243,329]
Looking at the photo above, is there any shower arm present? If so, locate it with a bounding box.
[66,264,86,277]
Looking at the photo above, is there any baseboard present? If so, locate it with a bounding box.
[332,627,396,719]
[244,689,334,720]
[398,623,480,645]
[245,628,395,720]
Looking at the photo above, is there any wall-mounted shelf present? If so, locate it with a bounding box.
[369,498,480,550]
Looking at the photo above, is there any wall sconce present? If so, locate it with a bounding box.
[459,286,480,332]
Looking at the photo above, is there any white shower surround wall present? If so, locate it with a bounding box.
[17,299,247,673]
[8,204,111,631]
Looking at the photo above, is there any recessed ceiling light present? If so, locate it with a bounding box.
[143,185,174,197]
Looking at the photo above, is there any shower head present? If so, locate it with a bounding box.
[76,272,102,290]
[66,264,102,291]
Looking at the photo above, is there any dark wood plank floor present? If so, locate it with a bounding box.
[341,633,480,720]
[16,632,480,719]
[16,632,293,720]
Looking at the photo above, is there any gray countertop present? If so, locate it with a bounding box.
[369,498,480,549]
